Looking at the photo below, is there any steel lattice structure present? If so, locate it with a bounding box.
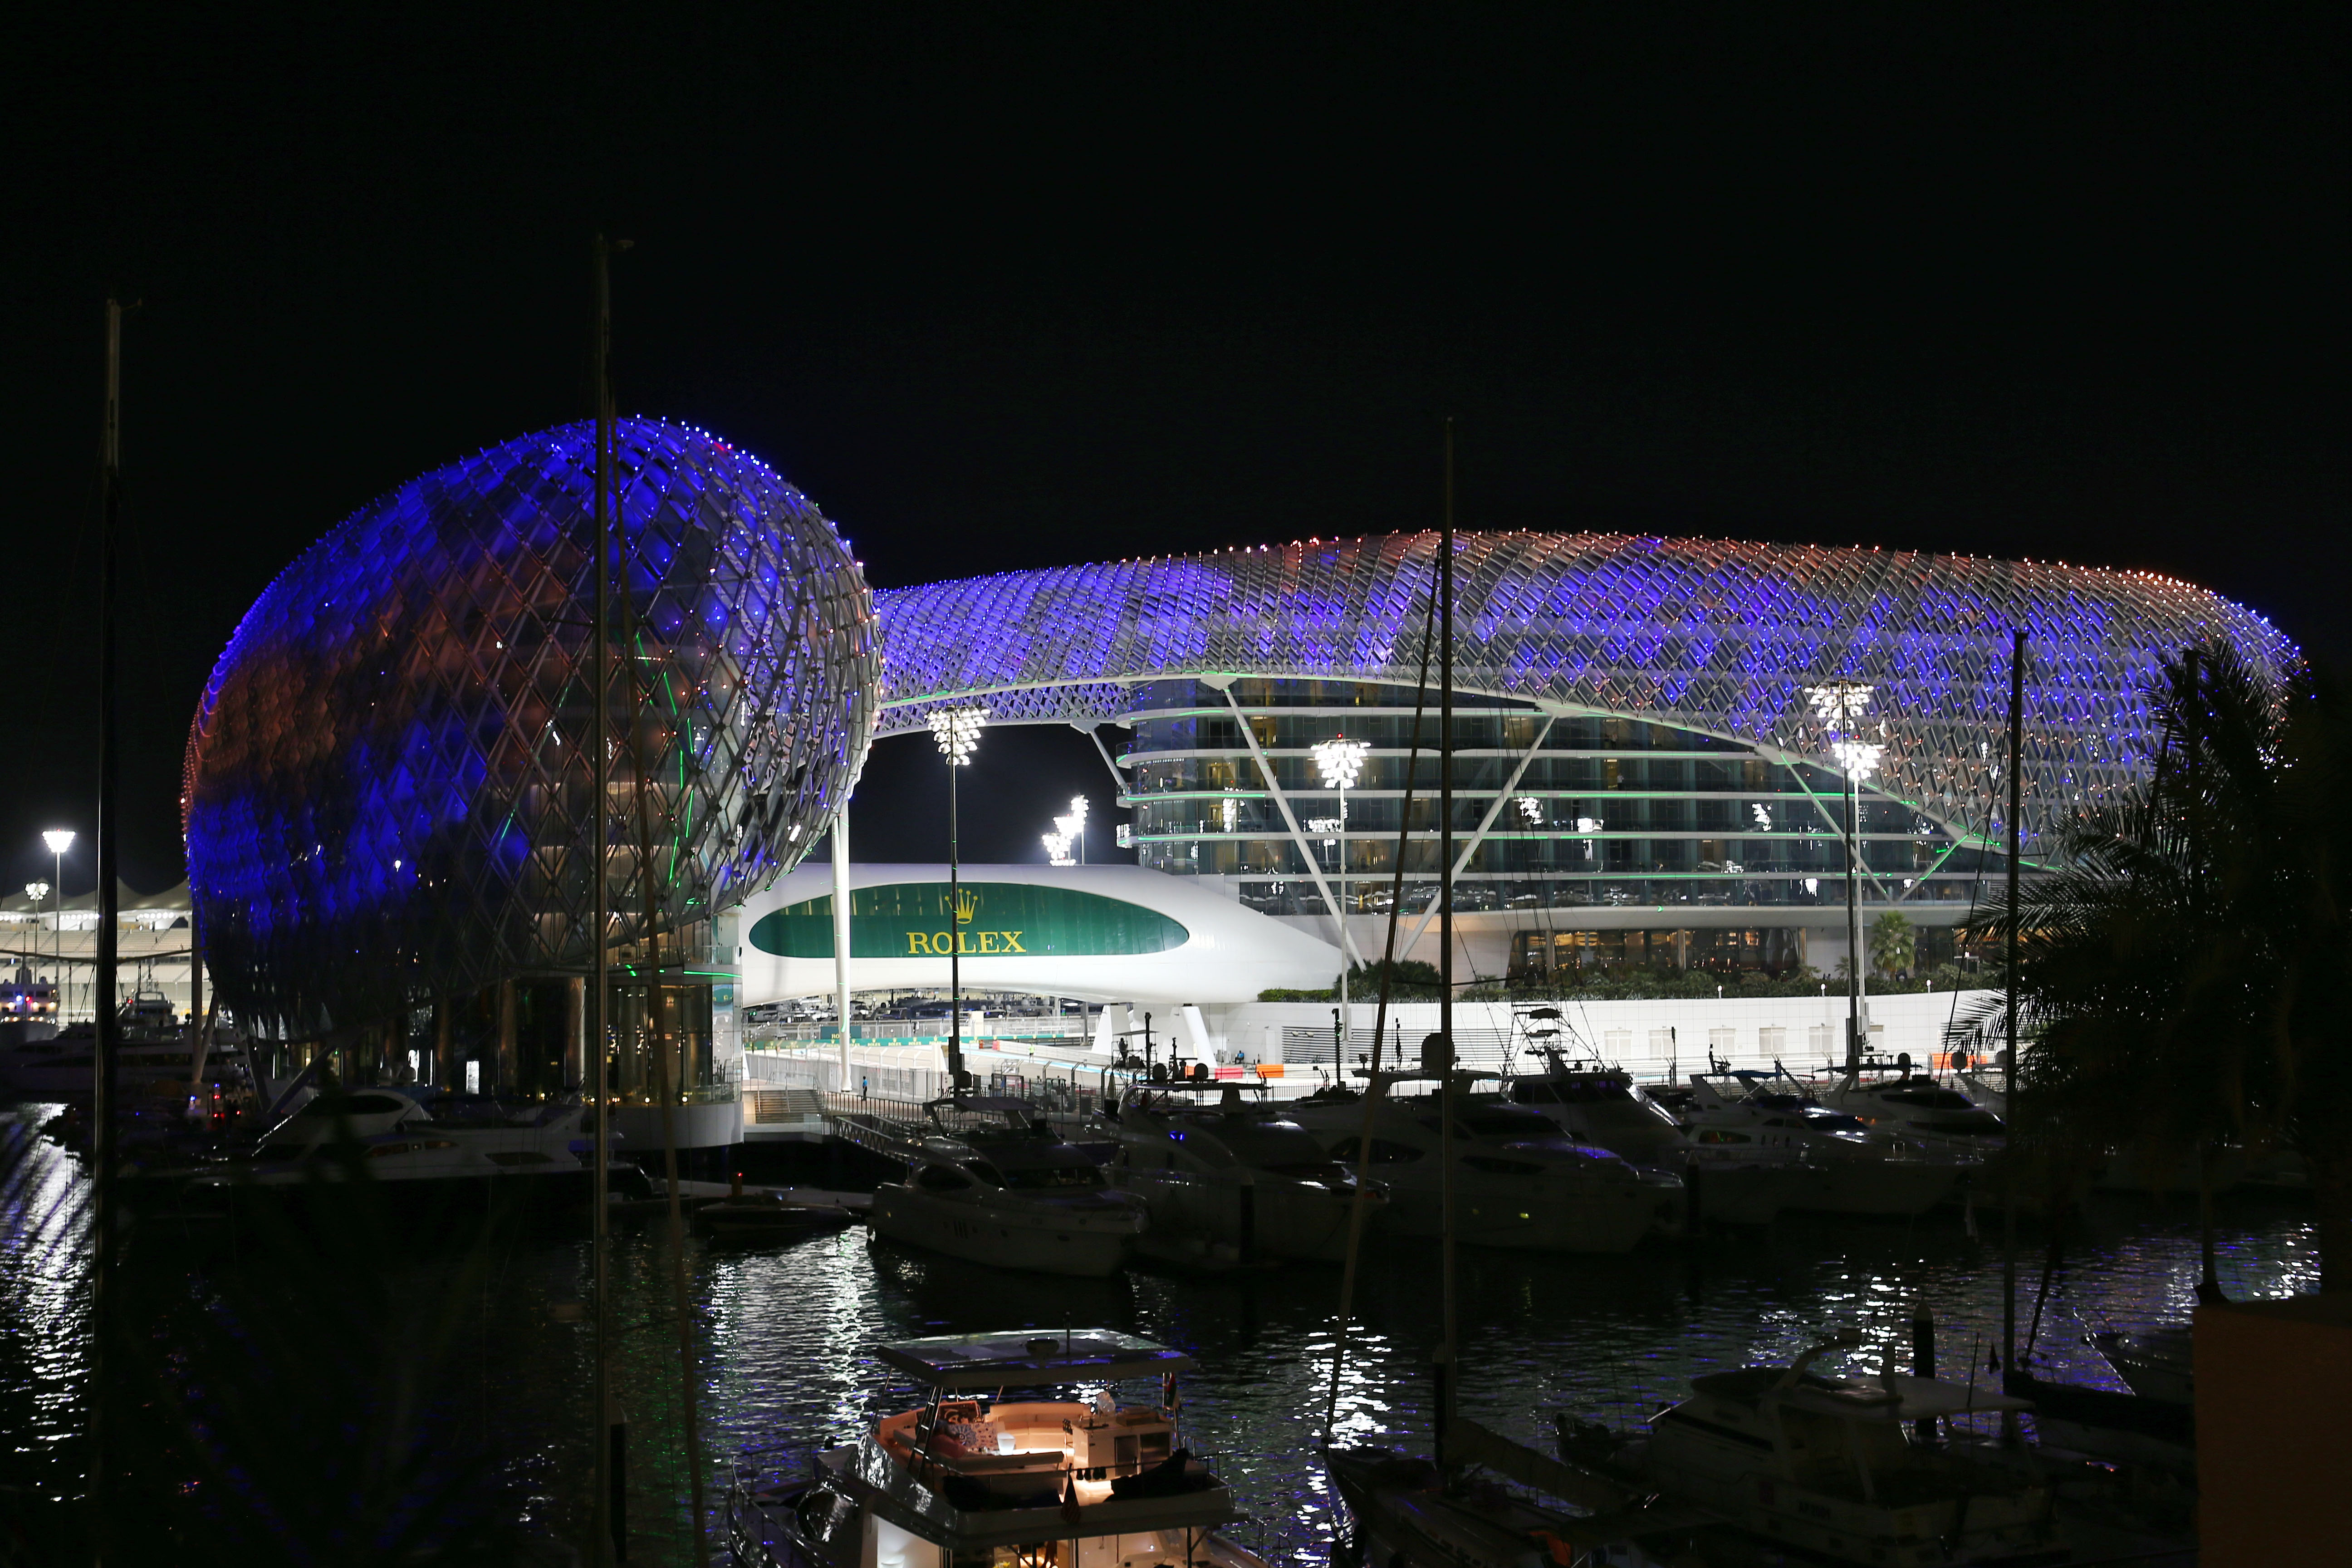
[872,532,2296,853]
[185,418,878,1036]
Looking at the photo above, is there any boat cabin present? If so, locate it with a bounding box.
[732,1330,1260,1568]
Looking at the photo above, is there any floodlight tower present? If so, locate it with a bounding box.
[22,884,45,1000]
[1806,681,1882,1073]
[42,830,72,1009]
[1311,735,1371,1025]
[928,706,988,1096]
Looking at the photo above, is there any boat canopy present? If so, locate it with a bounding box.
[872,1329,1193,1390]
[1774,1373,2032,1422]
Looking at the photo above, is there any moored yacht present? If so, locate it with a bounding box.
[1505,1049,1795,1225]
[1581,1333,2056,1566]
[867,1098,1147,1277]
[176,1087,602,1208]
[727,1329,1269,1568]
[1103,1082,1385,1264]
[1,993,248,1102]
[1820,1057,2008,1153]
[2091,1323,2194,1405]
[1290,1074,1680,1253]
[1678,1071,1968,1216]
[0,973,60,1050]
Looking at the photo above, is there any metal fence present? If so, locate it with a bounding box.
[743,1015,1095,1046]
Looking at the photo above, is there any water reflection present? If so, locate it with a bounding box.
[0,1095,2320,1565]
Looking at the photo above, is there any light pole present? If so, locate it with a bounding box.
[1312,735,1370,1027]
[42,831,72,1014]
[929,706,988,1097]
[1805,682,1881,1073]
[1043,795,1089,867]
[22,883,45,997]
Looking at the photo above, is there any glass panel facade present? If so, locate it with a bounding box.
[185,417,879,1041]
[1122,679,1996,913]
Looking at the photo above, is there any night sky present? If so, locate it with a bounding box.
[5,6,2339,897]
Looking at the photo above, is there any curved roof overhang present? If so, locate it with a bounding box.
[869,531,2298,857]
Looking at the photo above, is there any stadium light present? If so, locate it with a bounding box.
[927,707,987,1095]
[39,831,72,995]
[1311,735,1371,1025]
[1806,679,1877,1070]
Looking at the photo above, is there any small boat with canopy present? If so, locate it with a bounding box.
[727,1329,1270,1568]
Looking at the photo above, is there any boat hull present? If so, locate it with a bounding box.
[1680,1159,1800,1225]
[1373,1176,1663,1253]
[868,1185,1140,1277]
[1111,1168,1367,1263]
[1782,1158,1961,1216]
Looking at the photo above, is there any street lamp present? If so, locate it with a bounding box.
[1043,794,1090,867]
[22,884,45,997]
[928,706,987,1096]
[41,830,72,1014]
[1805,682,1879,1073]
[1311,735,1370,1027]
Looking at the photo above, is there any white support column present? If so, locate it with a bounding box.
[1399,713,1557,960]
[831,804,854,1093]
[1214,682,1366,969]
[1789,768,1901,904]
[1083,722,1129,800]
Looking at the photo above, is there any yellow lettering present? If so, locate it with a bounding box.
[935,931,952,953]
[907,931,933,955]
[976,931,1000,955]
[1001,931,1025,954]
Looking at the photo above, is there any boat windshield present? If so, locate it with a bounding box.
[974,1159,1106,1190]
[1511,1076,1636,1105]
[1212,1117,1333,1169]
[1882,1089,1979,1111]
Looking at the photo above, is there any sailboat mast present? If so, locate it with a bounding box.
[590,234,619,1564]
[2000,627,2024,1413]
[91,294,126,1563]
[1435,418,1457,1467]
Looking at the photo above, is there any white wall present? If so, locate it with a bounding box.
[1204,988,1998,1080]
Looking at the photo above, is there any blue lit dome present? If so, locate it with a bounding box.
[185,418,879,1036]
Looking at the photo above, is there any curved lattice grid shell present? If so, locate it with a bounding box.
[184,418,878,1036]
[872,532,2296,852]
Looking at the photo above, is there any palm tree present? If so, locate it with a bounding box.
[1966,642,2351,1294]
[1867,911,1916,981]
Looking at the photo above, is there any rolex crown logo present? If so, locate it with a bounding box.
[948,887,980,925]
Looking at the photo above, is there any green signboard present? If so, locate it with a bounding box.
[747,882,1189,960]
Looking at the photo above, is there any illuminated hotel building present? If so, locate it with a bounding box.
[872,533,2295,984]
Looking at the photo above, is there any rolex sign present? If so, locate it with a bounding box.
[747,881,1190,960]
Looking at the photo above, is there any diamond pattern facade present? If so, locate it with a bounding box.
[185,418,878,1037]
[872,533,2296,863]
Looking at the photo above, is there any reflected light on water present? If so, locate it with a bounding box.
[0,1095,2321,1565]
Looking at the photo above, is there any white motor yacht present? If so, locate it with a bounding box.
[180,1088,602,1209]
[1103,1083,1386,1265]
[867,1098,1147,1277]
[728,1329,1270,1568]
[2091,1324,2194,1405]
[1504,1051,1794,1225]
[1290,1076,1681,1253]
[1678,1072,1968,1216]
[1820,1058,2008,1153]
[0,993,249,1102]
[1588,1333,2057,1566]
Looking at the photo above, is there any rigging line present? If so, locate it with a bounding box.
[622,520,712,1568]
[1322,554,1440,1444]
[1218,684,1366,970]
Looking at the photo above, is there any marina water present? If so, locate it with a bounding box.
[0,1100,2317,1563]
